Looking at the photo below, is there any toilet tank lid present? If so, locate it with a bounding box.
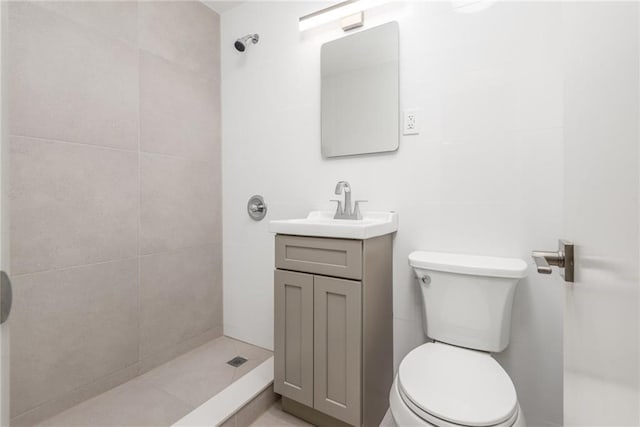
[409,251,528,278]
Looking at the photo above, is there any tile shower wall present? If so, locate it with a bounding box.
[221,2,563,427]
[7,1,222,424]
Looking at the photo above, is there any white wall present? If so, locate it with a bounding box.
[221,2,563,426]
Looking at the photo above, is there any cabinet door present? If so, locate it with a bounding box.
[314,276,362,426]
[274,270,314,407]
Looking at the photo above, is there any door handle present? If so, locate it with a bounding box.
[531,251,564,274]
[532,240,574,283]
[0,271,12,324]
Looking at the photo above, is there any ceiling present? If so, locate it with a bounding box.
[202,1,246,14]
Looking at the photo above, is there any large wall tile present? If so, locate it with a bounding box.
[139,246,222,358]
[140,153,220,255]
[8,2,138,149]
[10,259,139,415]
[11,364,140,427]
[35,1,138,45]
[138,1,220,77]
[140,52,220,161]
[7,1,222,423]
[10,137,139,274]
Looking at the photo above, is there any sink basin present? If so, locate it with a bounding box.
[269,211,398,239]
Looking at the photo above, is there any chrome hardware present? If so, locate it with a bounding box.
[333,181,353,219]
[329,199,343,218]
[333,181,365,220]
[353,200,367,220]
[247,195,267,221]
[532,240,574,283]
[532,252,555,274]
[332,181,367,220]
[1,271,12,324]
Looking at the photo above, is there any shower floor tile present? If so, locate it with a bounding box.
[36,336,272,427]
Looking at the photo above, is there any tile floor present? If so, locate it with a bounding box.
[249,401,311,427]
[249,402,397,427]
[37,336,272,426]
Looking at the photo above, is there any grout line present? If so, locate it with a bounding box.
[11,361,141,423]
[138,328,224,370]
[137,337,246,407]
[227,336,274,354]
[12,244,220,279]
[22,336,261,425]
[11,256,140,279]
[138,46,221,85]
[9,134,138,154]
[139,380,198,412]
[138,147,219,165]
[135,0,140,50]
[138,243,220,259]
[25,333,230,424]
[137,46,143,368]
[9,133,218,165]
[26,1,219,85]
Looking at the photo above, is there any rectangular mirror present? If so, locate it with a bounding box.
[321,22,399,158]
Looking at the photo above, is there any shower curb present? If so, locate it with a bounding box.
[172,356,275,427]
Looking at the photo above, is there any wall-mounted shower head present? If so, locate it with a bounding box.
[234,34,259,52]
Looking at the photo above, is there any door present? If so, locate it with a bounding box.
[562,2,640,425]
[0,2,9,425]
[274,270,314,407]
[313,275,361,426]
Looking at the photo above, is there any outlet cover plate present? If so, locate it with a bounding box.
[403,109,419,135]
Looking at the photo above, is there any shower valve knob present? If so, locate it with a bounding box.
[247,195,267,221]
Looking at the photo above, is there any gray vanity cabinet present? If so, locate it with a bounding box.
[274,269,314,407]
[273,234,393,427]
[313,275,362,424]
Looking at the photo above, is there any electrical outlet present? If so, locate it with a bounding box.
[403,110,419,135]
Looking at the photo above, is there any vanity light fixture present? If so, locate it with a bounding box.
[299,0,390,32]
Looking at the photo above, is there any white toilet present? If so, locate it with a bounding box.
[390,251,528,427]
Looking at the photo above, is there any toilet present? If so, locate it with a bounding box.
[390,251,528,427]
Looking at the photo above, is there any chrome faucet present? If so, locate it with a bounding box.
[331,181,365,220]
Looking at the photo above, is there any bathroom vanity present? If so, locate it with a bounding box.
[270,222,395,427]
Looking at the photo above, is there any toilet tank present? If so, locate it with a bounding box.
[409,251,527,353]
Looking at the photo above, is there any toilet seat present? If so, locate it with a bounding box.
[398,387,519,427]
[390,376,524,427]
[397,342,518,427]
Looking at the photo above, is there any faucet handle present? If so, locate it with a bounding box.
[334,181,351,194]
[329,199,343,216]
[353,200,367,220]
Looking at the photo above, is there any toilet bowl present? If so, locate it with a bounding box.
[390,251,528,427]
[389,342,525,427]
